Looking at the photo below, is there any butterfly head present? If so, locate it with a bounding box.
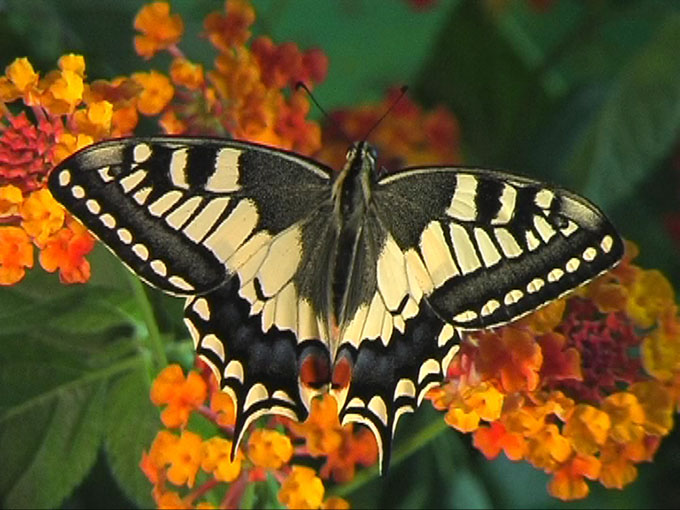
[345,141,378,174]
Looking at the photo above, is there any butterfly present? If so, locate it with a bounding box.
[48,136,623,473]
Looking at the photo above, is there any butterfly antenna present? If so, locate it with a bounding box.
[362,85,409,142]
[295,81,351,144]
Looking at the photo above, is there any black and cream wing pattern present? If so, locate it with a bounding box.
[48,137,624,473]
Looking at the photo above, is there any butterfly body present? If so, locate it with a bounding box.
[48,136,624,472]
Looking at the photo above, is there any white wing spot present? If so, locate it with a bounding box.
[494,228,522,258]
[437,323,454,347]
[207,148,241,192]
[148,190,183,217]
[86,199,101,214]
[450,223,482,274]
[360,293,386,342]
[441,344,460,376]
[201,333,225,362]
[133,187,152,205]
[204,199,259,263]
[169,275,195,291]
[274,282,298,333]
[368,396,388,426]
[183,197,231,243]
[583,247,597,262]
[225,360,244,383]
[561,220,579,237]
[446,174,478,221]
[183,318,200,349]
[527,278,544,294]
[170,148,189,189]
[473,227,501,267]
[58,170,71,186]
[98,167,114,182]
[100,213,116,228]
[151,259,167,276]
[132,243,149,261]
[420,221,459,286]
[566,257,580,273]
[117,228,133,245]
[533,215,556,243]
[192,297,211,321]
[454,309,477,323]
[525,230,541,251]
[418,358,441,385]
[481,299,501,316]
[534,189,554,209]
[376,234,409,311]
[165,196,204,230]
[601,235,614,253]
[133,143,152,163]
[404,249,434,300]
[504,289,523,306]
[548,268,565,282]
[257,226,302,297]
[119,169,147,193]
[394,378,416,400]
[492,183,517,225]
[244,383,268,411]
[297,298,320,342]
[71,185,85,199]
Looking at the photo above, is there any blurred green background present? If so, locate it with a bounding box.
[2,0,680,508]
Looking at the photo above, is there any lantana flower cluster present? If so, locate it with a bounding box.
[428,242,679,499]
[0,55,116,285]
[142,363,356,509]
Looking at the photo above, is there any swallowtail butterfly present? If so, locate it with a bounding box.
[48,137,623,472]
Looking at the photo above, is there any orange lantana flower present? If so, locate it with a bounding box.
[204,0,256,51]
[0,226,33,285]
[247,429,293,470]
[132,71,174,116]
[134,1,184,59]
[278,466,325,510]
[20,188,65,244]
[169,58,205,90]
[151,364,208,428]
[548,454,601,500]
[39,219,95,284]
[166,430,203,488]
[201,437,242,482]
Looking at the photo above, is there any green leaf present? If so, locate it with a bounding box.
[0,278,148,508]
[0,380,107,508]
[566,13,680,208]
[104,365,159,509]
[415,0,551,167]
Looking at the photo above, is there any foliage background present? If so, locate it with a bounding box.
[1,0,680,508]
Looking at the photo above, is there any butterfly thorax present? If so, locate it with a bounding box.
[329,141,377,333]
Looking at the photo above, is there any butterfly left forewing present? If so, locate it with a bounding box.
[49,137,334,295]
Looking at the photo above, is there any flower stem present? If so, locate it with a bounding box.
[330,416,450,498]
[127,271,167,370]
